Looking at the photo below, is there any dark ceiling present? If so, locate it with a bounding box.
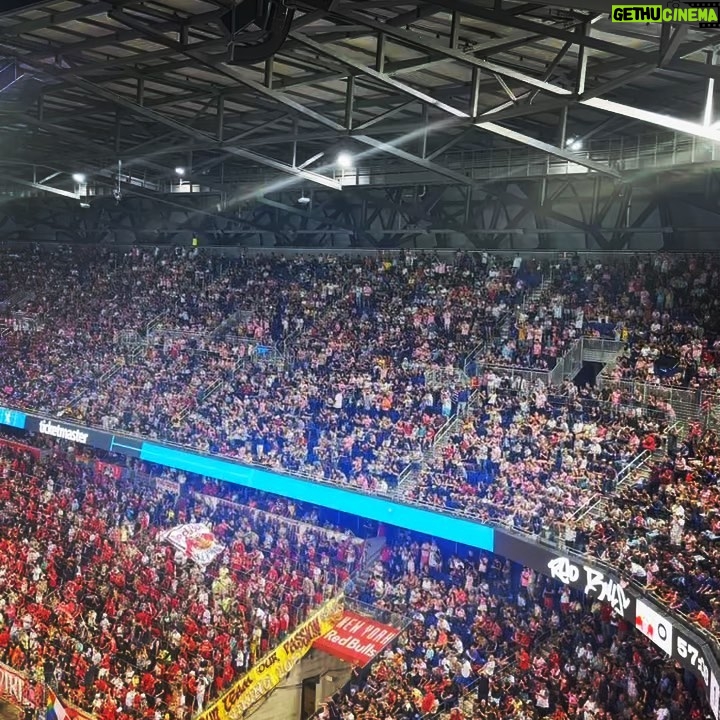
[0,0,718,201]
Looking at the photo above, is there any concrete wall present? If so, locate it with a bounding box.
[246,650,352,720]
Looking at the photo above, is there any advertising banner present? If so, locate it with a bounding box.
[495,532,633,621]
[158,524,225,567]
[495,529,720,707]
[17,413,143,458]
[313,610,400,666]
[199,595,344,720]
[635,597,673,656]
[0,661,31,706]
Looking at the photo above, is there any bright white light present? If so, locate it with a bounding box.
[175,167,185,176]
[72,173,86,183]
[336,152,353,169]
[566,139,583,151]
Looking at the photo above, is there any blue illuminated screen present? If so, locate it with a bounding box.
[141,443,495,551]
[0,407,27,430]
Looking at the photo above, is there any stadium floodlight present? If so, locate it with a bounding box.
[175,167,186,176]
[72,173,86,183]
[566,138,583,151]
[336,152,353,169]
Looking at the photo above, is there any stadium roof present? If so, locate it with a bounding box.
[0,0,718,198]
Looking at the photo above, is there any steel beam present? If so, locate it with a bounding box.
[5,175,79,199]
[704,50,717,127]
[410,0,720,81]
[309,14,573,96]
[290,31,620,178]
[11,60,343,191]
[659,24,689,66]
[575,24,588,96]
[476,121,621,178]
[581,97,720,142]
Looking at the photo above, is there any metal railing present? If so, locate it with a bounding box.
[144,309,168,340]
[570,448,652,527]
[582,337,626,357]
[596,374,720,425]
[467,336,625,386]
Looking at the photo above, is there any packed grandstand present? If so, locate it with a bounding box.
[0,247,719,720]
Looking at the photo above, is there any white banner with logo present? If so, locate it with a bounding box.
[159,523,225,567]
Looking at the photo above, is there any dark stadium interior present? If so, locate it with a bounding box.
[1,2,720,720]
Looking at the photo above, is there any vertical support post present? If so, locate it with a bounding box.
[450,11,460,49]
[464,187,472,224]
[420,104,429,158]
[558,106,568,148]
[37,94,44,121]
[136,77,144,106]
[264,57,274,89]
[345,76,355,131]
[179,24,189,45]
[470,67,481,118]
[375,32,385,73]
[575,24,588,96]
[291,118,298,168]
[590,175,600,223]
[216,95,224,142]
[703,49,716,127]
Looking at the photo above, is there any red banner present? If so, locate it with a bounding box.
[0,438,41,460]
[313,611,399,666]
[94,460,123,481]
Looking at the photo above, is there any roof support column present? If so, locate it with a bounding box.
[344,75,355,131]
[558,106,568,148]
[704,49,717,127]
[375,32,385,73]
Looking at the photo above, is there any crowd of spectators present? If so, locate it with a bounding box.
[320,532,709,720]
[492,254,720,386]
[0,442,361,720]
[1,247,543,490]
[580,423,720,639]
[0,426,715,720]
[405,380,669,535]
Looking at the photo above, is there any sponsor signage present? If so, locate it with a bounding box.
[199,596,343,720]
[314,611,400,666]
[635,597,673,656]
[38,419,89,444]
[18,412,143,458]
[546,556,630,619]
[495,529,720,708]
